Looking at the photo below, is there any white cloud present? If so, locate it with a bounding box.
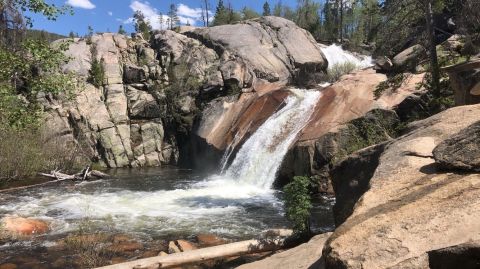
[177,4,202,18]
[127,1,213,29]
[108,11,113,16]
[66,0,96,9]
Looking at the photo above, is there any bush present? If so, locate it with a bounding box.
[88,44,105,87]
[0,127,89,180]
[283,176,313,235]
[325,62,358,82]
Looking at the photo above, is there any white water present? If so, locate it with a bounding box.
[225,90,321,188]
[321,44,373,69]
[0,89,322,238]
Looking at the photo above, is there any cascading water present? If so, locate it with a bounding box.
[320,44,373,68]
[225,90,321,188]
[0,89,324,240]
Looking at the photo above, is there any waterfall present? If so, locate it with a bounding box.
[320,44,373,69]
[224,90,321,189]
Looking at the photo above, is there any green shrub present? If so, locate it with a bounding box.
[326,61,358,82]
[88,45,105,87]
[283,176,313,235]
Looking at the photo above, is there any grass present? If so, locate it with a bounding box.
[64,214,117,268]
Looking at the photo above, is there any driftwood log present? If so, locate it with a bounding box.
[95,233,292,269]
[39,166,109,181]
[0,167,109,193]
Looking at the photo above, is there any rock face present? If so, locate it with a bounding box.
[43,16,328,168]
[186,16,327,89]
[433,120,480,172]
[444,57,480,106]
[237,233,332,269]
[323,104,480,269]
[278,70,426,191]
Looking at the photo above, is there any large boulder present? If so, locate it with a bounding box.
[433,120,480,172]
[236,233,332,269]
[186,16,327,89]
[323,104,480,269]
[392,44,427,72]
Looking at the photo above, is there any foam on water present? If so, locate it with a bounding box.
[321,44,373,69]
[0,89,322,238]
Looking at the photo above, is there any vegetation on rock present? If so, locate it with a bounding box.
[283,176,313,235]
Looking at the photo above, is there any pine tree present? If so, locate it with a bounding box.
[167,3,180,30]
[118,25,126,35]
[133,11,152,40]
[213,0,228,25]
[159,12,164,30]
[263,1,271,16]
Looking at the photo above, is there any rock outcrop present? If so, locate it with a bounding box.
[43,16,328,168]
[443,57,480,106]
[433,120,480,172]
[237,233,332,269]
[278,70,426,191]
[323,104,480,269]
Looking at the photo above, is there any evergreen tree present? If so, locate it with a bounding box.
[242,7,260,20]
[273,1,283,16]
[167,3,180,29]
[213,0,228,25]
[133,10,152,40]
[263,1,271,16]
[87,25,94,37]
[118,25,126,35]
[68,31,75,38]
[159,12,164,30]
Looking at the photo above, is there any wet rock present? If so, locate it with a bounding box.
[111,257,128,264]
[176,240,197,252]
[0,263,17,269]
[1,216,49,236]
[196,234,226,247]
[433,121,480,172]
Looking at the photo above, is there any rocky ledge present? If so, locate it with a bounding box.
[323,104,480,269]
[43,16,328,169]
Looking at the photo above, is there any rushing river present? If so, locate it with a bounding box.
[0,89,335,267]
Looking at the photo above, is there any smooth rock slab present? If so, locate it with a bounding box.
[323,104,480,269]
[237,233,331,269]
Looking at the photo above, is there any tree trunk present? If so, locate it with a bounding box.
[94,237,288,269]
[339,0,344,42]
[424,0,441,98]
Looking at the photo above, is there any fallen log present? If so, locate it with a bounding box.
[39,167,109,181]
[95,236,290,269]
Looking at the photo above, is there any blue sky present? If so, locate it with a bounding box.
[28,0,297,36]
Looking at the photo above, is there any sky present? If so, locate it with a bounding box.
[27,0,298,36]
